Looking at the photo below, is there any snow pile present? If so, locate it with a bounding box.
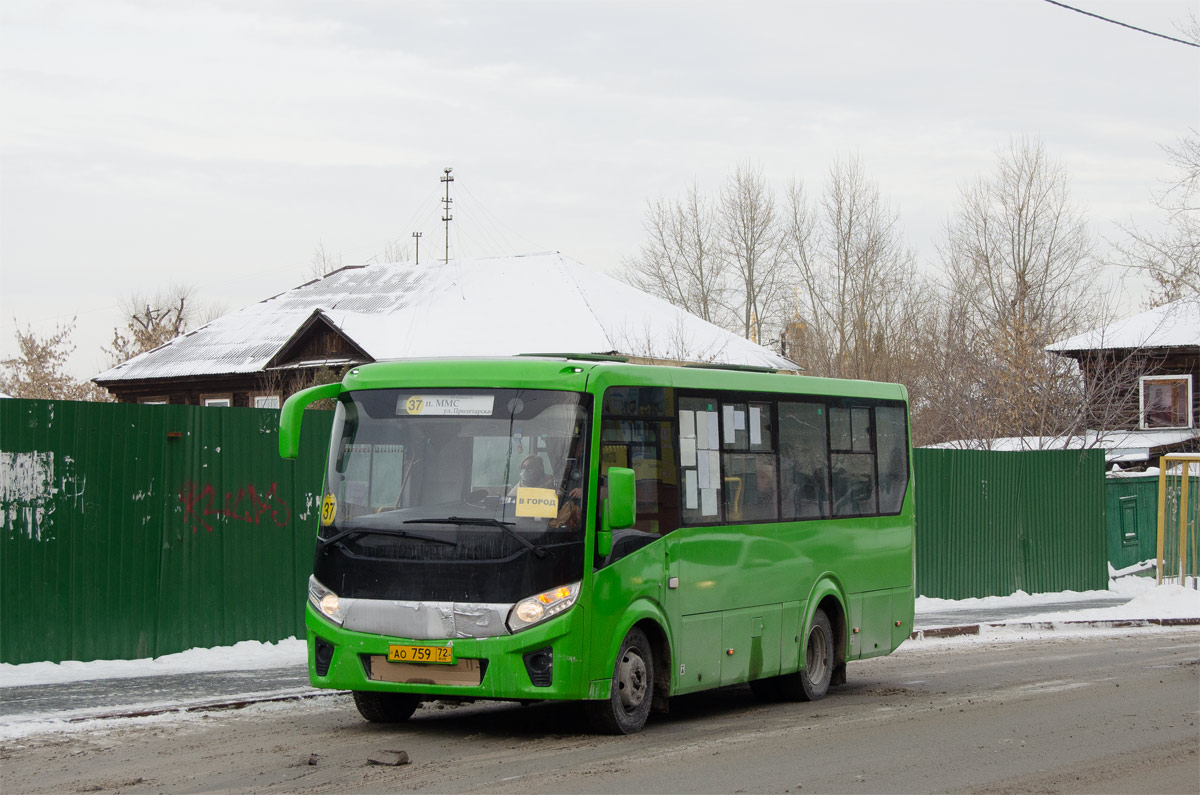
[916,576,1199,623]
[1018,581,1200,622]
[0,638,305,689]
[916,588,1114,613]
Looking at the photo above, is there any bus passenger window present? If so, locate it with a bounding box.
[680,396,722,524]
[779,402,830,520]
[831,453,877,516]
[875,406,908,514]
[720,401,777,522]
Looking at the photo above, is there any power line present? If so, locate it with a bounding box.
[1041,0,1199,48]
[457,179,548,253]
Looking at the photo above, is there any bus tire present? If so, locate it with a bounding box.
[352,690,419,723]
[778,608,834,702]
[585,628,654,734]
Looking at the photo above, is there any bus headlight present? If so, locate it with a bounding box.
[508,582,580,632]
[308,576,347,625]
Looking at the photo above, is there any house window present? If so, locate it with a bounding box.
[139,396,168,405]
[1140,375,1193,429]
[253,394,280,409]
[202,395,232,408]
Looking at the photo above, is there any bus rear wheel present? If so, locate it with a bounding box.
[775,608,835,702]
[585,627,654,734]
[353,690,419,723]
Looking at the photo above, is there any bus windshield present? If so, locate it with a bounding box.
[316,388,589,603]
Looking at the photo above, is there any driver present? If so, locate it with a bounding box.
[509,455,553,495]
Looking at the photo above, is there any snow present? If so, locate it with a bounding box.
[924,428,1198,461]
[1046,298,1200,352]
[915,575,1200,621]
[94,253,797,382]
[0,638,306,689]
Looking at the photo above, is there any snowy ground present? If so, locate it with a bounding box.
[915,571,1200,623]
[4,574,1196,690]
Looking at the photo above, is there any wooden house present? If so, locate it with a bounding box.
[93,253,795,406]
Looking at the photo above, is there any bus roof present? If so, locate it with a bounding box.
[340,356,908,403]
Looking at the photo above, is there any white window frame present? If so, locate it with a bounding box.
[252,394,280,409]
[202,394,233,408]
[1139,374,1193,430]
[139,396,168,405]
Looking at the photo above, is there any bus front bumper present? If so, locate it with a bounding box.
[304,602,588,701]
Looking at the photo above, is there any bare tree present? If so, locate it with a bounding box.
[621,182,730,327]
[309,242,343,279]
[378,238,412,264]
[1109,128,1200,306]
[719,162,786,342]
[1,319,112,401]
[105,286,200,366]
[783,156,927,385]
[936,138,1101,445]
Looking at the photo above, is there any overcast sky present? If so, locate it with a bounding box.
[1,0,1197,381]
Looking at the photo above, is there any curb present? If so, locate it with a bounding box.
[910,617,1200,640]
[62,690,340,724]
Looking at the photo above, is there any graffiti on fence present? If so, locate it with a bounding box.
[178,481,292,534]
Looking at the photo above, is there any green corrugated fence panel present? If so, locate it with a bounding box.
[3,399,1113,660]
[1,399,332,664]
[913,449,1107,600]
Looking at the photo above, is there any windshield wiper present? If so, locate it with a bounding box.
[406,516,550,559]
[317,525,458,552]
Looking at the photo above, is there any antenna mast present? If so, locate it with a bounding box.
[440,167,454,264]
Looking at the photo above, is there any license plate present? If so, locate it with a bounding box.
[387,644,453,664]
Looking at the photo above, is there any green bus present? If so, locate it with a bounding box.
[279,356,914,734]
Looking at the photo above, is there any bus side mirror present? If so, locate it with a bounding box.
[606,467,636,529]
[279,382,342,459]
[598,467,635,559]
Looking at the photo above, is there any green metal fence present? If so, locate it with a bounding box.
[1,399,332,665]
[913,449,1108,599]
[3,399,1113,662]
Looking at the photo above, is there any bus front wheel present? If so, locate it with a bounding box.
[585,627,654,734]
[353,690,419,723]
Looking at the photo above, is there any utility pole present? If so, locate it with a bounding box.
[440,167,454,264]
[412,231,422,265]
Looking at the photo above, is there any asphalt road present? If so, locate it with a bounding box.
[2,629,1196,794]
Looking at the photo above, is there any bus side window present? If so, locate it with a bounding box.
[779,402,831,520]
[599,387,679,566]
[679,396,723,525]
[875,405,909,514]
[720,401,777,522]
[829,406,878,517]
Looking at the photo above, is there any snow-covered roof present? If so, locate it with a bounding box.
[1047,299,1200,353]
[95,253,796,383]
[924,428,1198,463]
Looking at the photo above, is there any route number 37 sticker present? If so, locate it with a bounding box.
[321,494,337,526]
